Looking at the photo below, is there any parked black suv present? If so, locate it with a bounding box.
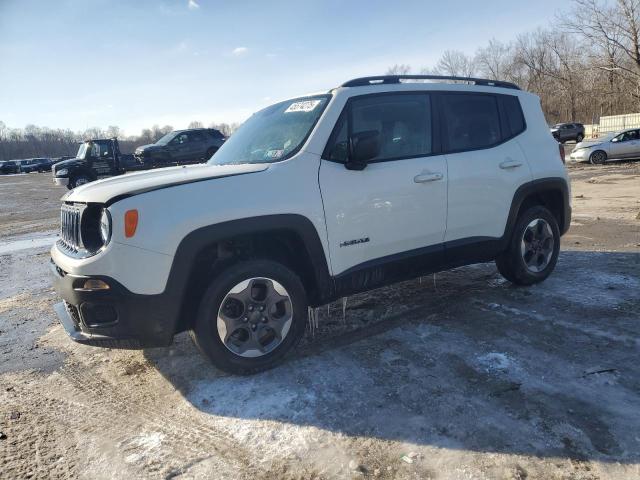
[550,122,585,143]
[20,158,53,173]
[134,128,226,166]
[0,160,21,174]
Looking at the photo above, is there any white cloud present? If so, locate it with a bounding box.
[231,47,248,56]
[188,0,200,10]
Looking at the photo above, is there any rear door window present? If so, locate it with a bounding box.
[191,131,205,142]
[441,94,501,152]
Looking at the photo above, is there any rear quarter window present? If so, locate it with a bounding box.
[500,95,526,138]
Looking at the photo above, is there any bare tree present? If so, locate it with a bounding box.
[434,50,476,77]
[475,39,515,80]
[565,0,640,107]
[106,126,120,138]
[386,64,411,75]
[188,121,204,129]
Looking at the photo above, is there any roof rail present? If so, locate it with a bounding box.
[341,75,520,90]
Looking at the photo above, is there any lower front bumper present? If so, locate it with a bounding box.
[54,302,143,348]
[50,259,178,349]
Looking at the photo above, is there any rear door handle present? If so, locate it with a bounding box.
[414,172,443,183]
[499,159,523,169]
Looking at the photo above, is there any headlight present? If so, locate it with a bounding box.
[57,168,68,176]
[99,208,112,245]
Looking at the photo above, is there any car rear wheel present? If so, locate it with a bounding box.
[190,260,308,374]
[496,206,561,286]
[589,150,607,165]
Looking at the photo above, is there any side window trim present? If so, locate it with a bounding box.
[321,91,436,163]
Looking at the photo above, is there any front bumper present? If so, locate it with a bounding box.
[50,258,178,348]
[569,148,590,161]
[54,176,69,187]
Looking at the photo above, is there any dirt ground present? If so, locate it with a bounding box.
[0,161,639,480]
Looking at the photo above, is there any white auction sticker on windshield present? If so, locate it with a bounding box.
[265,149,284,159]
[285,100,321,113]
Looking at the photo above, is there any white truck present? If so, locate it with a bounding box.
[51,75,571,374]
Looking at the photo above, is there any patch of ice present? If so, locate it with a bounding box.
[0,233,58,255]
[477,352,513,372]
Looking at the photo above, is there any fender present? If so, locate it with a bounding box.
[504,177,571,237]
[55,160,98,181]
[164,214,332,331]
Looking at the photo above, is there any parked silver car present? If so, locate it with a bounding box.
[569,128,640,164]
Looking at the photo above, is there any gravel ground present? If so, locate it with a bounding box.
[0,162,639,479]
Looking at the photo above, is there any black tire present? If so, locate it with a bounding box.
[495,206,561,286]
[589,150,607,165]
[68,175,90,189]
[190,259,308,375]
[576,134,584,143]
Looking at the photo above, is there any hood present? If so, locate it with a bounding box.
[63,163,270,205]
[135,144,160,152]
[53,158,85,174]
[575,133,615,149]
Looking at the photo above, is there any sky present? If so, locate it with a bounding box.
[0,0,563,135]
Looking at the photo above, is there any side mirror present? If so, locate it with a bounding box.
[346,130,380,170]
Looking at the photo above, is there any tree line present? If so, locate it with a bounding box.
[387,0,640,126]
[0,121,239,161]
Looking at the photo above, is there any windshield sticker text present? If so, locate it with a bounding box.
[285,100,321,113]
[265,149,284,159]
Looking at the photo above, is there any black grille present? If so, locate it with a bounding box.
[59,204,83,252]
[64,301,82,329]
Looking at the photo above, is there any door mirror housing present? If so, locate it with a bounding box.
[346,130,380,170]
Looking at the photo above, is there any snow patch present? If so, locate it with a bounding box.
[477,352,513,372]
[123,431,165,464]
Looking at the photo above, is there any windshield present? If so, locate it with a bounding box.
[155,132,176,146]
[208,95,330,166]
[594,132,615,141]
[76,143,89,159]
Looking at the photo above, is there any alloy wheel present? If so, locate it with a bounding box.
[520,219,555,273]
[216,277,293,358]
[591,151,606,164]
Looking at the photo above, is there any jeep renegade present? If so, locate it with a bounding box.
[51,75,571,374]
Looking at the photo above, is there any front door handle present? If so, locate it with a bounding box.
[499,159,523,169]
[414,172,443,183]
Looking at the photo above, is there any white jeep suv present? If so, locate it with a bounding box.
[51,75,571,374]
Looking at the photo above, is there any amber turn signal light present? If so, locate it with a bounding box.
[124,209,139,238]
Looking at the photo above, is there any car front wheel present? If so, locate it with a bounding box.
[191,260,308,374]
[589,150,607,165]
[496,206,561,286]
[68,175,90,189]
